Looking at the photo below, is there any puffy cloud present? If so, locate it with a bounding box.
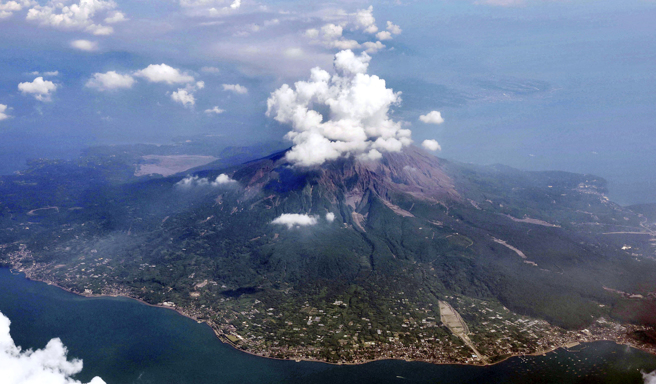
[26,0,121,35]
[18,77,57,101]
[0,0,34,20]
[386,21,402,35]
[271,213,318,229]
[70,39,98,51]
[419,111,444,124]
[222,84,248,94]
[85,71,134,91]
[134,64,195,84]
[0,104,10,121]
[325,212,335,222]
[171,81,204,107]
[363,41,385,53]
[375,31,392,41]
[643,370,656,384]
[266,49,412,167]
[321,23,343,40]
[213,173,236,185]
[354,6,377,34]
[171,89,195,107]
[302,7,399,56]
[422,139,441,151]
[200,66,220,74]
[204,106,225,114]
[0,311,106,384]
[176,174,236,187]
[104,10,126,23]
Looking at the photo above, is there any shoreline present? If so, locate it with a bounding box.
[5,267,656,369]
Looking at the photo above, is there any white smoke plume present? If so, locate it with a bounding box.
[325,212,335,222]
[0,311,105,384]
[266,49,412,167]
[271,213,318,229]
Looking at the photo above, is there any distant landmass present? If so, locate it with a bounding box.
[1,143,655,365]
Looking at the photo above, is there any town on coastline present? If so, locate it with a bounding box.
[5,244,656,367]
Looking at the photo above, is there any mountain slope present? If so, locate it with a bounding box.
[1,145,655,364]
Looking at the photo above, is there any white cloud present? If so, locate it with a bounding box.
[321,23,343,40]
[304,28,319,38]
[176,174,236,188]
[28,71,59,77]
[222,84,248,94]
[422,139,441,151]
[0,0,34,20]
[266,49,412,167]
[271,213,318,229]
[363,41,385,53]
[0,311,106,384]
[643,370,656,384]
[354,6,378,34]
[303,7,399,55]
[18,77,57,101]
[419,111,444,124]
[325,212,335,222]
[204,106,225,114]
[375,31,392,41]
[0,104,10,121]
[134,64,195,84]
[200,66,220,74]
[70,39,98,51]
[328,39,360,50]
[178,0,241,17]
[212,173,236,185]
[171,81,204,107]
[171,89,195,107]
[26,0,121,35]
[85,71,134,91]
[104,11,126,23]
[386,21,402,35]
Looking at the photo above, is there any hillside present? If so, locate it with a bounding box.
[1,145,655,364]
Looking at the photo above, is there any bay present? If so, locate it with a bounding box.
[1,267,655,384]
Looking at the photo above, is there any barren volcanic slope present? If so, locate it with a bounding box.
[1,146,656,364]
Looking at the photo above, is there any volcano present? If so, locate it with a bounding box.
[2,145,656,364]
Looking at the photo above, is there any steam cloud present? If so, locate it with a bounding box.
[271,214,319,229]
[266,49,412,167]
[0,311,105,384]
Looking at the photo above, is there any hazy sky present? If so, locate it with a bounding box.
[0,0,654,204]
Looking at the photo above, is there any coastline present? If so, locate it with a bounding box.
[5,266,656,369]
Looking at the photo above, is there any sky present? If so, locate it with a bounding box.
[0,0,655,205]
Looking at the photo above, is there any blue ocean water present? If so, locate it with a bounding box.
[0,267,655,384]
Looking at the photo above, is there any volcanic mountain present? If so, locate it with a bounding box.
[1,145,655,363]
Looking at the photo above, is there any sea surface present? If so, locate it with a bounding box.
[1,267,655,384]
